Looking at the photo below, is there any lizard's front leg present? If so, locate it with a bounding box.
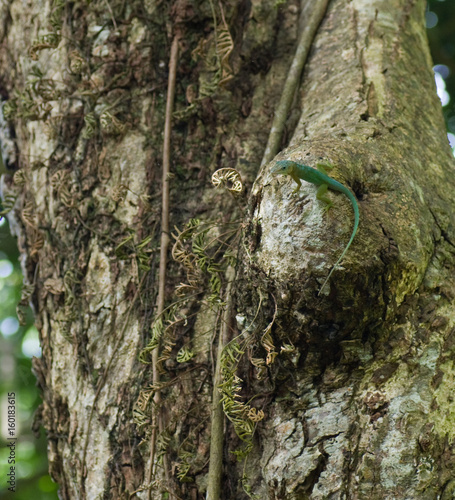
[316,161,334,176]
[290,172,302,193]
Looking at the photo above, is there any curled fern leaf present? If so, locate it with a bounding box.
[0,193,17,217]
[176,346,195,363]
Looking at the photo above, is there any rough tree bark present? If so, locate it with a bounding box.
[1,0,454,499]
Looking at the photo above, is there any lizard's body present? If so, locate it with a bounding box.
[270,160,359,294]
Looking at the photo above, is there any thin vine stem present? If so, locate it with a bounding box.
[261,0,329,167]
[206,265,236,499]
[147,33,180,500]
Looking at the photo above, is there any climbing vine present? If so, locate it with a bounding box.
[133,164,282,497]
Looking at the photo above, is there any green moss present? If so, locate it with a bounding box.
[430,360,455,441]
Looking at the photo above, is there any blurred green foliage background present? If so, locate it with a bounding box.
[427,0,455,148]
[0,216,58,499]
[0,2,454,498]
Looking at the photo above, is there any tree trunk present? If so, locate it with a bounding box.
[2,0,455,498]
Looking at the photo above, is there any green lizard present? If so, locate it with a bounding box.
[270,160,359,294]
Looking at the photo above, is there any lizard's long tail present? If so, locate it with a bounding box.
[318,188,359,295]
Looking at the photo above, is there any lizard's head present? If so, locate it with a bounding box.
[270,160,296,176]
